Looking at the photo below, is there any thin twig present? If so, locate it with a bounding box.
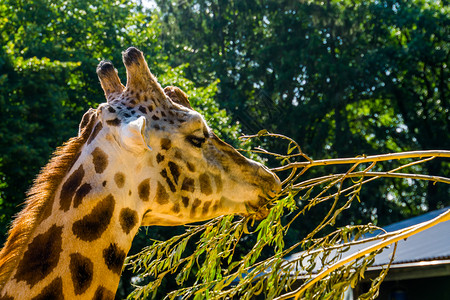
[275,209,450,300]
[272,150,450,172]
[293,171,450,188]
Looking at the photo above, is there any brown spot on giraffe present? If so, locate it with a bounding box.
[72,194,115,241]
[31,277,63,300]
[73,182,92,208]
[137,179,150,201]
[160,138,171,150]
[92,147,109,174]
[186,162,196,172]
[60,164,85,211]
[190,198,202,217]
[103,243,126,275]
[93,286,115,300]
[160,169,176,192]
[199,173,213,196]
[182,196,189,208]
[174,150,182,159]
[213,175,223,193]
[71,152,82,169]
[106,118,121,126]
[70,253,94,295]
[138,106,147,114]
[136,92,142,102]
[202,201,212,215]
[168,161,181,184]
[114,172,126,188]
[181,177,195,193]
[171,203,180,214]
[156,182,169,205]
[87,122,103,145]
[14,225,63,287]
[119,208,138,234]
[212,202,218,211]
[79,109,93,131]
[156,153,164,163]
[40,199,54,224]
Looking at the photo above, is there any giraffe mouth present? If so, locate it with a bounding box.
[244,205,270,220]
[244,196,272,220]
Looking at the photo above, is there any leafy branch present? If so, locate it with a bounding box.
[277,208,450,300]
[126,131,450,300]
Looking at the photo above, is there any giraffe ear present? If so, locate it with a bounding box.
[78,108,97,136]
[120,116,151,151]
[164,86,191,109]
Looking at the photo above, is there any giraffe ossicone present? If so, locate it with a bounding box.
[0,47,281,299]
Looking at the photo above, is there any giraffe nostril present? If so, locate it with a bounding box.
[267,188,280,199]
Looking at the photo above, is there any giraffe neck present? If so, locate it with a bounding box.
[0,126,146,299]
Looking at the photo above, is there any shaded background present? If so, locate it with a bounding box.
[0,0,448,298]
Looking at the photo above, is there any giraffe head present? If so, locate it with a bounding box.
[94,47,281,226]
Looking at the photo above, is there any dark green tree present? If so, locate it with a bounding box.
[154,0,449,227]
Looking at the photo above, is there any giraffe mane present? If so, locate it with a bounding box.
[0,109,98,292]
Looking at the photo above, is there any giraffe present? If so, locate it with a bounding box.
[0,47,281,299]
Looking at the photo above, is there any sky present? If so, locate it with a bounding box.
[140,0,157,9]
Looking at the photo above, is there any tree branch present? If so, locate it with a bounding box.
[272,150,450,172]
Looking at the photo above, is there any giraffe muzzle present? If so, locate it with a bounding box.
[244,168,282,220]
[257,164,282,198]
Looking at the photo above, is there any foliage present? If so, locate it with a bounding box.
[0,45,80,232]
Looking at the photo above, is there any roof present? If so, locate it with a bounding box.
[232,207,450,285]
[285,206,450,276]
[366,206,450,266]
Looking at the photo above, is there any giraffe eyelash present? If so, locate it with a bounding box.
[187,136,206,148]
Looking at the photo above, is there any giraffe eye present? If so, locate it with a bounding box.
[187,136,206,148]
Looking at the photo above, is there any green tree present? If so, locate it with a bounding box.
[154,0,449,227]
[368,0,450,210]
[0,43,79,235]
